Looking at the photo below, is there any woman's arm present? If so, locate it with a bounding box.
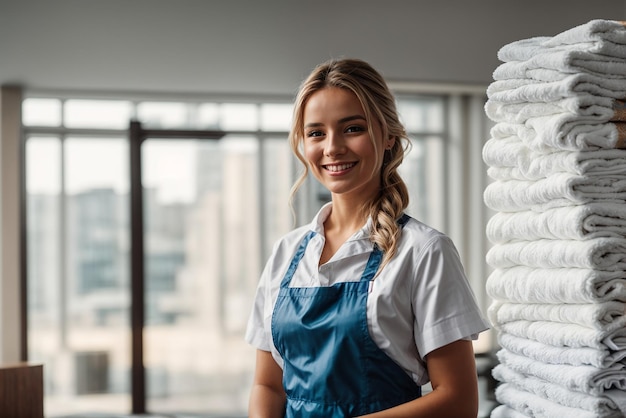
[248,349,286,418]
[358,339,479,418]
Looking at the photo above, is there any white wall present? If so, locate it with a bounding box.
[0,0,624,95]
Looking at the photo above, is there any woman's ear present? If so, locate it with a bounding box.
[386,136,396,150]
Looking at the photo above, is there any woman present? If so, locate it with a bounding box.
[245,58,489,417]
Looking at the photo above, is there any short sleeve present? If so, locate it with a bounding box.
[244,255,274,352]
[411,235,489,358]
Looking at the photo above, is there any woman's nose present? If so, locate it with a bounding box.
[324,132,346,157]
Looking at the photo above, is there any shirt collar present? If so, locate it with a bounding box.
[309,202,372,242]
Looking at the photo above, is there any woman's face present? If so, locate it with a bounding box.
[302,87,393,202]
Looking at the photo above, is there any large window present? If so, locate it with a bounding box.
[22,89,486,416]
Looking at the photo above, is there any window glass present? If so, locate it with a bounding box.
[197,103,220,129]
[397,97,445,132]
[219,103,257,131]
[27,136,131,416]
[25,136,64,413]
[260,103,293,131]
[26,136,62,194]
[65,138,129,195]
[23,98,62,127]
[262,137,293,259]
[64,100,133,129]
[143,136,260,414]
[400,135,445,231]
[137,102,189,129]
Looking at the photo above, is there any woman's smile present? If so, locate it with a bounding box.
[323,162,357,173]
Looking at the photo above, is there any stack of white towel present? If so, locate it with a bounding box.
[484,19,626,418]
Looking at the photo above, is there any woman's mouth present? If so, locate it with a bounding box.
[323,162,356,172]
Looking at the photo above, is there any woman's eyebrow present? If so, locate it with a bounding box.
[304,114,366,129]
[338,115,366,124]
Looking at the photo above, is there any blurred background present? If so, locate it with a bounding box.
[0,1,624,417]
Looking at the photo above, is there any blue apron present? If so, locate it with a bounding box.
[271,215,421,417]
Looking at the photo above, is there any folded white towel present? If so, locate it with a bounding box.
[498,332,626,369]
[490,119,624,152]
[498,319,626,350]
[483,173,626,212]
[498,21,626,61]
[491,404,530,418]
[498,19,626,59]
[494,363,624,416]
[486,237,626,270]
[494,63,626,90]
[487,75,626,104]
[483,138,626,180]
[497,38,626,71]
[485,96,619,125]
[486,266,626,304]
[495,381,606,418]
[489,300,626,331]
[544,19,626,50]
[497,348,626,396]
[483,135,528,168]
[498,45,626,78]
[486,203,626,242]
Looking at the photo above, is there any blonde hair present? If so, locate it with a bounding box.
[289,58,410,272]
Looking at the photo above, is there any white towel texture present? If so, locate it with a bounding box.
[489,300,626,331]
[493,63,626,92]
[486,266,626,304]
[490,404,530,418]
[495,382,608,418]
[545,19,626,49]
[498,320,626,351]
[497,332,626,369]
[483,173,626,212]
[497,20,626,62]
[485,96,623,125]
[493,363,624,417]
[486,203,626,242]
[497,348,626,396]
[484,138,626,180]
[491,117,626,152]
[486,237,626,270]
[487,75,626,104]
[498,46,626,79]
[494,363,624,417]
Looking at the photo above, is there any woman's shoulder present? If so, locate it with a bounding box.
[399,216,458,257]
[401,216,448,242]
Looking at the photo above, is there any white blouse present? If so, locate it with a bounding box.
[245,203,489,385]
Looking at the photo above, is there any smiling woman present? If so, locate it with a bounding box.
[245,58,490,418]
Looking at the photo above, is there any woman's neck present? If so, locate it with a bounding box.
[326,199,367,235]
[318,197,369,266]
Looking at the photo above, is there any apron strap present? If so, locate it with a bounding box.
[280,230,316,289]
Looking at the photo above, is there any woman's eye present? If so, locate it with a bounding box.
[306,130,323,138]
[346,125,365,133]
